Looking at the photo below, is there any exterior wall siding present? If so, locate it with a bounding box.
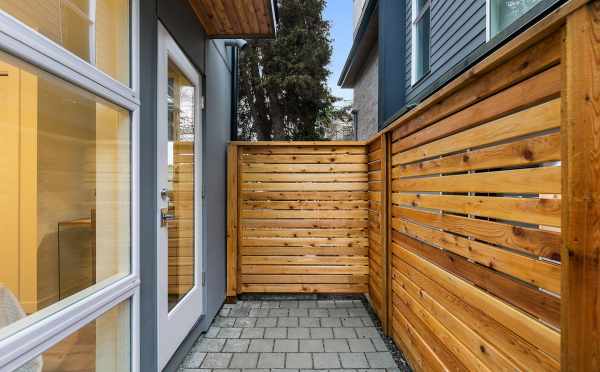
[200,39,232,331]
[354,45,379,140]
[405,0,486,103]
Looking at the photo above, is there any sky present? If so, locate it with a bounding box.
[324,0,354,104]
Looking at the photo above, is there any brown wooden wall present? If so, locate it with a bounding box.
[229,143,370,294]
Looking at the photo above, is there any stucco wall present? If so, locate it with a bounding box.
[353,45,379,140]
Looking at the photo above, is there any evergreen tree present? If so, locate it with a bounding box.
[238,0,335,140]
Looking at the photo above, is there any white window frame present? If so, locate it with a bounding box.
[0,0,140,370]
[486,0,492,41]
[411,0,431,85]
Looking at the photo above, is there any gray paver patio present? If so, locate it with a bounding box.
[178,299,401,372]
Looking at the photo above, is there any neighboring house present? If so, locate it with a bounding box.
[0,1,276,371]
[339,0,563,135]
[326,118,355,140]
[343,0,379,140]
[324,99,356,140]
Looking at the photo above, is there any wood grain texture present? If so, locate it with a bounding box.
[227,145,238,296]
[367,136,388,331]
[561,3,600,370]
[188,0,275,38]
[235,144,370,293]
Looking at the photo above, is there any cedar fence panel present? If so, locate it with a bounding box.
[229,143,370,295]
[387,25,562,372]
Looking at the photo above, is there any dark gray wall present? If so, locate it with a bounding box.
[378,0,406,128]
[405,0,486,103]
[199,39,232,331]
[158,0,207,73]
[139,0,158,371]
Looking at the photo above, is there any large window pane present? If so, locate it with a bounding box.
[18,300,131,372]
[490,0,543,37]
[413,1,430,82]
[0,50,130,338]
[0,0,130,85]
[415,7,430,81]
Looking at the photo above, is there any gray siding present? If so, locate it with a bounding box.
[199,39,232,331]
[353,45,379,140]
[405,0,486,103]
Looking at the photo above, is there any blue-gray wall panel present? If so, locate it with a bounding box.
[404,0,486,104]
[199,39,232,331]
[140,0,159,370]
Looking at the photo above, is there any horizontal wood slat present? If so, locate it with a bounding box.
[392,166,561,194]
[393,192,561,226]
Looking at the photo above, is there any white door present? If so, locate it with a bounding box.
[157,22,204,369]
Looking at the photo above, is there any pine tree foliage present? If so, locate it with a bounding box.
[237,0,336,140]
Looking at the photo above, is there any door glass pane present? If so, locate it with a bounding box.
[18,300,130,372]
[0,0,130,85]
[0,50,130,339]
[166,59,195,311]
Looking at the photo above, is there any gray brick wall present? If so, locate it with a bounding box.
[353,45,379,140]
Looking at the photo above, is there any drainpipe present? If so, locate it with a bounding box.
[225,40,247,141]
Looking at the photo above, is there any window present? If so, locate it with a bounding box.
[412,0,431,84]
[0,0,137,370]
[19,300,131,372]
[0,49,131,340]
[0,0,131,85]
[488,0,544,39]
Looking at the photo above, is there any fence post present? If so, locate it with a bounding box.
[561,2,600,370]
[226,144,239,301]
[383,132,393,337]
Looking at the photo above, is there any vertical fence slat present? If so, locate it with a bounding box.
[562,3,600,370]
[226,144,239,299]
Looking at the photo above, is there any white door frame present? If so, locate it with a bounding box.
[156,22,204,369]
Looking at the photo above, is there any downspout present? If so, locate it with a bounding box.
[225,40,247,141]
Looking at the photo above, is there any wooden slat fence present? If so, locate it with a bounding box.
[229,143,370,294]
[388,29,562,372]
[227,1,600,370]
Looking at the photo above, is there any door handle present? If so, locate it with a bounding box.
[160,208,176,227]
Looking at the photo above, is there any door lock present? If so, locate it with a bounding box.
[160,188,170,200]
[160,208,176,226]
